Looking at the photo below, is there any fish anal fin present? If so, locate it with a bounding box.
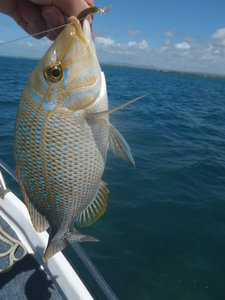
[109,123,135,166]
[77,180,109,227]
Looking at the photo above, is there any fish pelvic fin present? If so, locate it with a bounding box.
[44,229,98,261]
[109,123,135,167]
[77,180,109,228]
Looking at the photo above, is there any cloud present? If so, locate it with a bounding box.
[95,31,225,74]
[138,40,148,49]
[163,30,196,48]
[128,29,140,36]
[96,36,149,51]
[211,28,225,47]
[127,41,136,47]
[0,38,52,58]
[128,40,149,49]
[164,30,176,38]
[183,35,195,42]
[95,36,115,47]
[175,42,190,50]
[163,29,179,47]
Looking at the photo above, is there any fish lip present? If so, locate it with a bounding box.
[66,16,94,55]
[67,16,87,43]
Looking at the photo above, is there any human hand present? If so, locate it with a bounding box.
[0,0,94,40]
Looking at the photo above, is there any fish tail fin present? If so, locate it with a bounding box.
[44,229,98,261]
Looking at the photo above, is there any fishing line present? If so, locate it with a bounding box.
[0,5,112,46]
[0,23,69,46]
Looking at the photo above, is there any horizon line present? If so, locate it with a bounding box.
[0,55,224,80]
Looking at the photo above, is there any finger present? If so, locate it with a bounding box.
[0,0,16,14]
[41,5,65,40]
[31,0,93,19]
[17,0,46,38]
[0,0,28,34]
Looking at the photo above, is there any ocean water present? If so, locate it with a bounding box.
[1,56,225,300]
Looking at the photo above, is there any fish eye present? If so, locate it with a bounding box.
[44,62,63,83]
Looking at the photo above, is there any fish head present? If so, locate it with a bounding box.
[26,17,102,111]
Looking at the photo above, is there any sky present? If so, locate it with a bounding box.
[0,0,225,74]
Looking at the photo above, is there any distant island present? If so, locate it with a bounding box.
[100,61,225,80]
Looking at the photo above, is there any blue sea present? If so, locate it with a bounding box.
[1,56,225,300]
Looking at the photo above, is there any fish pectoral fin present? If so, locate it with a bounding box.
[76,180,109,227]
[44,229,98,260]
[86,94,147,122]
[109,123,135,166]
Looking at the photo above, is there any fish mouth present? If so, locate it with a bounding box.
[66,16,94,53]
[67,16,86,42]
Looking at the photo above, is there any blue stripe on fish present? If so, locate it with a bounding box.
[63,67,68,89]
[28,84,40,104]
[28,82,56,111]
[35,115,44,144]
[41,74,48,90]
[52,87,58,104]
[43,102,55,110]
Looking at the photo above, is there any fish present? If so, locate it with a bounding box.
[14,14,144,260]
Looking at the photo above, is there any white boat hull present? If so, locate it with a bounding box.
[0,186,93,300]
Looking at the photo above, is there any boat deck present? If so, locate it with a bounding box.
[0,215,63,300]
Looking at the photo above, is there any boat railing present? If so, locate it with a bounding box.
[0,158,118,300]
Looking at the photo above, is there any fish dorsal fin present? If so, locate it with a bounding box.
[109,123,135,166]
[77,180,109,227]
